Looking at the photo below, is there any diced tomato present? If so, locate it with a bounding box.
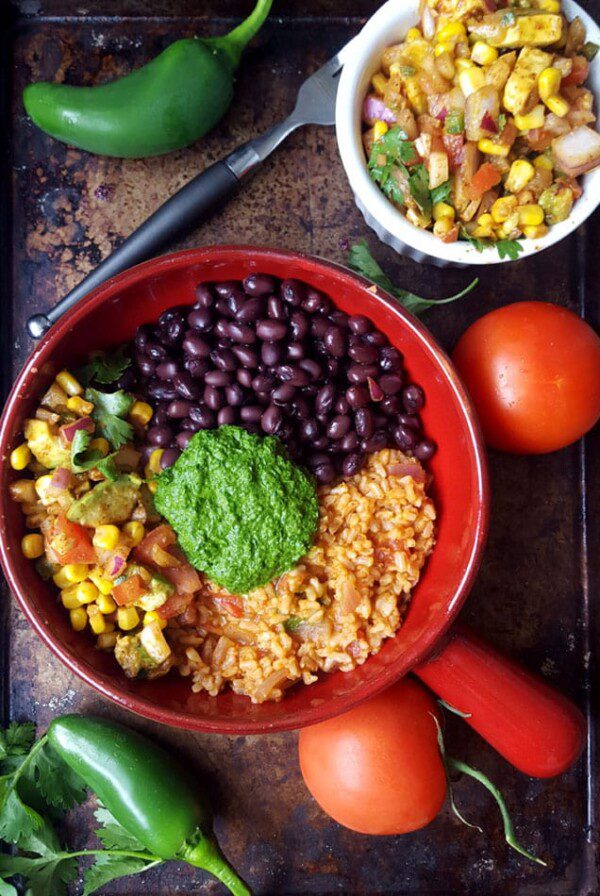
[468,162,502,200]
[134,526,201,593]
[157,592,192,620]
[160,546,202,593]
[441,224,459,243]
[113,574,147,607]
[212,594,244,618]
[563,57,589,87]
[442,134,465,170]
[133,524,177,566]
[49,515,96,565]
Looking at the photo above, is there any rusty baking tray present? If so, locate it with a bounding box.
[1,1,599,893]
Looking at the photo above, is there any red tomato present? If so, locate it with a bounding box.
[468,162,501,200]
[112,574,147,607]
[157,591,192,620]
[298,678,446,835]
[453,302,600,453]
[49,515,96,565]
[134,525,201,593]
[563,56,589,86]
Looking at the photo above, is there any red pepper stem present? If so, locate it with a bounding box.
[180,836,252,896]
[206,0,273,71]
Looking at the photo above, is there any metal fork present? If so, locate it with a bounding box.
[27,36,358,338]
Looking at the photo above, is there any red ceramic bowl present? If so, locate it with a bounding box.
[0,247,584,774]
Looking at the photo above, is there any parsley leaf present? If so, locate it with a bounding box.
[83,855,159,896]
[0,723,35,761]
[71,429,119,482]
[368,127,417,206]
[430,179,452,206]
[78,346,131,387]
[0,852,79,896]
[408,164,432,217]
[496,239,524,261]
[94,807,146,852]
[25,743,87,812]
[347,240,478,317]
[85,388,134,450]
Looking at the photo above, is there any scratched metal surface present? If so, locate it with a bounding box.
[1,1,599,894]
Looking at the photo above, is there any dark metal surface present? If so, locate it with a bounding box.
[1,2,599,894]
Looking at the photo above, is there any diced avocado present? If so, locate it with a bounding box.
[24,418,71,470]
[67,476,139,527]
[114,633,157,678]
[123,563,174,611]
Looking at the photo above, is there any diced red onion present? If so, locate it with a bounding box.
[481,112,498,134]
[389,462,426,482]
[362,95,397,126]
[50,467,71,490]
[109,555,126,577]
[59,416,94,445]
[367,377,384,401]
[436,107,448,122]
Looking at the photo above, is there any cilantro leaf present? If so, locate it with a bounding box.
[71,429,119,482]
[17,817,62,856]
[78,346,131,387]
[496,239,524,261]
[83,854,159,896]
[0,852,78,896]
[0,880,17,896]
[94,807,146,852]
[408,164,432,217]
[0,779,44,844]
[368,127,417,207]
[85,388,134,450]
[430,179,452,207]
[0,723,35,761]
[25,743,87,812]
[498,112,507,133]
[347,240,478,317]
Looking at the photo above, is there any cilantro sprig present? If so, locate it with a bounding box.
[461,227,524,261]
[368,127,417,206]
[70,429,119,482]
[85,388,134,449]
[348,240,478,316]
[77,346,131,388]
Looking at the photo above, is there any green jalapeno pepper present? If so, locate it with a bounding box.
[47,715,251,896]
[23,0,272,159]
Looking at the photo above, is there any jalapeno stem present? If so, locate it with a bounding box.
[207,0,274,71]
[180,835,252,896]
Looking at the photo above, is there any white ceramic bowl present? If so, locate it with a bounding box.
[336,0,600,266]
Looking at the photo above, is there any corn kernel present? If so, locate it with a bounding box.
[518,204,545,226]
[534,153,554,171]
[459,67,486,98]
[478,138,510,157]
[69,607,88,631]
[66,395,94,416]
[545,94,569,117]
[147,480,158,494]
[97,593,117,614]
[371,72,388,95]
[34,474,53,500]
[537,0,560,13]
[406,27,422,42]
[405,77,427,115]
[61,586,83,609]
[471,224,495,239]
[144,610,167,630]
[56,370,83,397]
[117,606,140,631]
[88,437,110,458]
[523,223,550,239]
[129,400,153,427]
[435,41,454,57]
[373,120,389,141]
[437,21,466,43]
[497,212,520,238]
[10,479,38,504]
[21,533,44,559]
[491,196,518,223]
[455,58,475,72]
[514,104,546,131]
[87,605,107,634]
[505,159,535,194]
[433,217,456,238]
[10,444,32,471]
[97,631,118,650]
[93,524,120,551]
[123,521,145,546]
[61,563,89,585]
[471,41,498,66]
[476,213,494,228]
[538,67,561,102]
[75,581,99,605]
[433,202,455,221]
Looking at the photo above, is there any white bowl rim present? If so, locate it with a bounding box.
[336,0,600,265]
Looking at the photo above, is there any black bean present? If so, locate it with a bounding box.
[340,431,359,452]
[342,452,365,477]
[374,413,388,429]
[204,370,231,387]
[299,358,322,380]
[184,357,210,379]
[167,399,192,419]
[393,424,417,451]
[214,281,239,298]
[218,407,237,426]
[188,308,213,331]
[312,436,329,450]
[160,447,181,469]
[327,414,351,440]
[261,342,283,366]
[347,363,379,385]
[311,316,329,339]
[237,368,254,388]
[362,431,388,452]
[323,325,347,357]
[135,355,155,378]
[290,311,309,341]
[257,319,287,341]
[346,386,369,409]
[293,397,311,419]
[267,295,287,320]
[302,290,323,313]
[152,406,169,427]
[134,325,152,352]
[147,424,173,447]
[180,418,198,431]
[381,395,402,416]
[147,342,167,362]
[380,374,403,395]
[414,438,436,461]
[281,279,304,306]
[194,283,214,308]
[287,342,305,361]
[349,343,379,365]
[276,365,311,387]
[252,373,274,393]
[236,297,265,323]
[315,384,336,415]
[398,414,421,430]
[146,380,177,402]
[299,419,320,442]
[173,371,200,400]
[155,360,177,380]
[329,310,349,328]
[224,289,247,317]
[181,331,210,359]
[232,345,258,368]
[379,346,404,371]
[261,404,283,435]
[314,463,336,484]
[325,358,340,378]
[364,331,388,347]
[403,384,425,413]
[355,408,374,440]
[161,318,185,345]
[228,322,257,344]
[215,298,236,319]
[243,273,278,296]
[204,386,224,411]
[348,315,372,335]
[225,383,245,406]
[335,395,349,415]
[176,431,193,450]
[240,405,263,423]
[210,348,236,373]
[214,319,230,339]
[189,405,217,429]
[272,383,296,405]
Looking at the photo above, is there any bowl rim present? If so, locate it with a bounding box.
[335,0,600,266]
[0,245,489,733]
